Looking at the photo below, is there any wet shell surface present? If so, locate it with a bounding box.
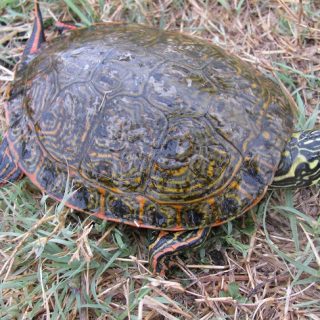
[6,24,294,230]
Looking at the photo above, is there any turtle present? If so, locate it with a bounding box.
[1,3,320,275]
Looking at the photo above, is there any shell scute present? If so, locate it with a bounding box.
[6,24,295,230]
[80,95,167,192]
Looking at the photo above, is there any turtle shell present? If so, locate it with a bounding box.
[6,24,294,230]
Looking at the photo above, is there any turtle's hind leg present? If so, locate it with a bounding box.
[25,0,78,55]
[0,135,24,187]
[148,227,211,276]
[23,0,46,56]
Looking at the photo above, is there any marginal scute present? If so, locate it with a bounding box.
[37,160,67,198]
[69,180,101,211]
[6,24,295,230]
[141,201,157,225]
[156,206,177,228]
[106,194,139,221]
[183,204,211,228]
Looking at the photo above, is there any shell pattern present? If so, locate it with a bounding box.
[6,24,294,230]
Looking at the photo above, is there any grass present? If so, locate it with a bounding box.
[0,0,319,319]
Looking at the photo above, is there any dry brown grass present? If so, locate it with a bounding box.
[0,1,319,319]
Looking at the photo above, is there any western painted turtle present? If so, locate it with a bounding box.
[1,3,320,274]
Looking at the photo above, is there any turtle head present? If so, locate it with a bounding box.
[272,129,320,188]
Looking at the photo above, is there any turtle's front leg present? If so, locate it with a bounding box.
[148,227,211,275]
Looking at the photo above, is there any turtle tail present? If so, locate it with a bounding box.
[0,135,24,187]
